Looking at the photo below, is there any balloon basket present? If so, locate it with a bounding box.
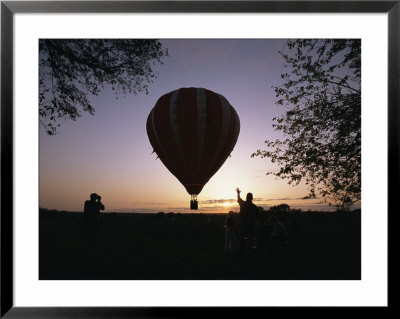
[190,195,198,210]
[190,200,198,210]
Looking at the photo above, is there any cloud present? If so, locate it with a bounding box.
[199,197,267,206]
[263,197,292,202]
[201,199,236,205]
[107,208,158,213]
[262,196,320,202]
[297,196,319,200]
[202,205,237,210]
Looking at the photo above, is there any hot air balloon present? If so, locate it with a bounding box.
[146,87,240,209]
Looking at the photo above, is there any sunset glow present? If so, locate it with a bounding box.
[39,39,354,213]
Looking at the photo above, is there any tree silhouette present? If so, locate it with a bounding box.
[252,39,361,209]
[269,204,291,214]
[39,39,168,135]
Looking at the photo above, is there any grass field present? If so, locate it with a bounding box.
[39,210,361,280]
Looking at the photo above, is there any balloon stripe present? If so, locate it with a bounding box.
[169,90,186,179]
[199,89,223,183]
[146,109,161,156]
[177,88,198,183]
[208,106,240,178]
[146,109,169,167]
[232,108,241,149]
[222,106,240,161]
[207,94,232,174]
[151,108,176,173]
[151,93,181,179]
[196,88,208,169]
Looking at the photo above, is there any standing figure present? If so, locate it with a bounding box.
[83,193,105,231]
[268,215,289,254]
[224,211,238,254]
[236,187,258,256]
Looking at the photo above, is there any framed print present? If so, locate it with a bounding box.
[1,0,395,317]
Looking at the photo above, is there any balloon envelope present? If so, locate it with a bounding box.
[146,87,240,195]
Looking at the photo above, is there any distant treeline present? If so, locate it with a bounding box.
[39,204,361,217]
[258,203,361,216]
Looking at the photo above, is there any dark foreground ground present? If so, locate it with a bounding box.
[39,210,361,280]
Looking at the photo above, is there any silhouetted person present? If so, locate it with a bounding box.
[236,187,258,256]
[224,211,238,254]
[83,193,105,231]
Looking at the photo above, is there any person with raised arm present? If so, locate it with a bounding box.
[236,187,258,256]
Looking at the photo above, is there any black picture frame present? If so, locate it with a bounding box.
[1,0,394,317]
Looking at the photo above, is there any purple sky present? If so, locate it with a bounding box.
[39,39,343,213]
